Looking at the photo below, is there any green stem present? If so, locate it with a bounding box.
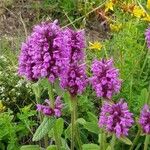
[53,125,62,150]
[129,127,141,150]
[110,134,116,150]
[48,84,61,150]
[71,96,77,150]
[144,135,150,150]
[33,83,49,148]
[100,130,106,150]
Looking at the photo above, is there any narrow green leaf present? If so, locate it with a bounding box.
[54,118,64,137]
[119,136,132,145]
[33,117,56,141]
[20,145,41,150]
[82,144,99,150]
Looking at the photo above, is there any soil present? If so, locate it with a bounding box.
[0,0,110,42]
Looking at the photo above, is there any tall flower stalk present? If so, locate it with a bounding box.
[59,29,87,150]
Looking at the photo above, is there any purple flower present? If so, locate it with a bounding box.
[18,20,64,82]
[90,59,122,99]
[36,96,63,117]
[59,28,87,96]
[145,28,150,48]
[139,104,150,134]
[99,100,134,138]
[60,64,88,96]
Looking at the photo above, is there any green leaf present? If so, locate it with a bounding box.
[54,79,64,96]
[46,145,57,150]
[106,146,111,150]
[33,117,56,141]
[20,145,41,150]
[63,92,72,111]
[54,118,64,137]
[119,136,132,145]
[76,118,86,125]
[87,112,98,123]
[84,122,99,134]
[82,144,99,150]
[65,124,71,139]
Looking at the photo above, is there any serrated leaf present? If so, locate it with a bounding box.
[20,145,41,150]
[54,118,64,137]
[82,144,99,150]
[33,117,56,141]
[119,136,132,145]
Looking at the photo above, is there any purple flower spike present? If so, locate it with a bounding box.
[145,28,150,48]
[36,96,63,117]
[18,20,64,82]
[139,104,150,134]
[99,100,134,138]
[60,64,88,96]
[58,28,87,96]
[90,59,122,99]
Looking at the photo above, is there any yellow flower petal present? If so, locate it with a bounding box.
[142,14,150,22]
[110,23,122,32]
[132,6,146,18]
[105,0,114,12]
[147,0,150,9]
[89,41,102,50]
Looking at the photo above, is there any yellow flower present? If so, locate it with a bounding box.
[132,6,146,18]
[147,0,150,9]
[142,14,150,22]
[110,23,122,32]
[89,41,102,50]
[105,0,114,12]
[0,101,5,112]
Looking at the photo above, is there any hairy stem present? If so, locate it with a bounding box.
[110,134,116,150]
[100,130,106,150]
[34,83,49,148]
[71,96,77,150]
[129,127,141,150]
[48,84,61,150]
[144,135,150,150]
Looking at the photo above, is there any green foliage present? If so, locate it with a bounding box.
[82,143,99,150]
[20,145,41,150]
[0,105,36,150]
[0,54,33,111]
[33,117,56,142]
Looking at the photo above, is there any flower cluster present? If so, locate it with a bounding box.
[36,96,63,117]
[18,20,65,83]
[99,100,134,138]
[59,29,87,96]
[60,64,87,96]
[90,59,121,99]
[145,27,150,49]
[139,104,150,134]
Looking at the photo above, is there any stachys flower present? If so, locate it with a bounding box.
[99,100,134,138]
